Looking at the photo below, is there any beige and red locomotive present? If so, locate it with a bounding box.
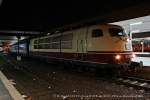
[28,24,135,70]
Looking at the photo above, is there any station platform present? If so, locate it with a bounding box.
[132,57,150,67]
[0,71,24,100]
[131,52,150,67]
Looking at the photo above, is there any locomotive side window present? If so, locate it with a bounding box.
[61,33,73,49]
[61,41,72,49]
[109,28,125,36]
[45,37,52,43]
[52,35,61,49]
[39,39,45,43]
[34,40,38,44]
[61,34,73,41]
[92,29,103,37]
[52,43,60,49]
[34,45,38,49]
[52,36,61,42]
[34,39,39,49]
[33,33,73,49]
[45,44,52,49]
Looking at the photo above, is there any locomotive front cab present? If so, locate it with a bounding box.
[87,24,133,64]
[108,25,133,63]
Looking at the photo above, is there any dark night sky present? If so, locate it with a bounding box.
[0,0,148,31]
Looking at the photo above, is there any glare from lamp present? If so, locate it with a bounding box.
[132,54,136,58]
[47,33,51,35]
[126,38,130,42]
[115,55,121,60]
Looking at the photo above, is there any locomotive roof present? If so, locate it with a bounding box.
[45,23,122,34]
[29,23,123,39]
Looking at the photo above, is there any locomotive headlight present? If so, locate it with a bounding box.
[115,55,121,60]
[126,38,130,42]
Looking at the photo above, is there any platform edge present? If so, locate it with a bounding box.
[0,71,24,100]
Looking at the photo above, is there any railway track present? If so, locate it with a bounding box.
[1,54,54,100]
[117,75,150,92]
[1,54,150,100]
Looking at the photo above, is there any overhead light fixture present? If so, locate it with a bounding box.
[47,33,51,35]
[130,21,143,26]
[20,37,26,40]
[55,31,59,33]
[141,41,143,45]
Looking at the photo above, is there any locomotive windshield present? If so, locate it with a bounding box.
[109,28,126,37]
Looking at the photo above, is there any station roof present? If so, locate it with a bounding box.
[112,15,150,40]
[0,0,150,32]
[0,0,150,44]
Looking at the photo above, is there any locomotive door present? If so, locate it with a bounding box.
[76,28,87,60]
[87,25,104,52]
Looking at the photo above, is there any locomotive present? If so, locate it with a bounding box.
[10,24,142,71]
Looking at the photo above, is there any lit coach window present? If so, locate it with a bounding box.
[92,29,103,37]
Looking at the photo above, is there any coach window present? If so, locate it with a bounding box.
[92,29,103,38]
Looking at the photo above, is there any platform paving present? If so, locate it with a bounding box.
[132,57,150,67]
[0,79,13,100]
[0,71,24,100]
